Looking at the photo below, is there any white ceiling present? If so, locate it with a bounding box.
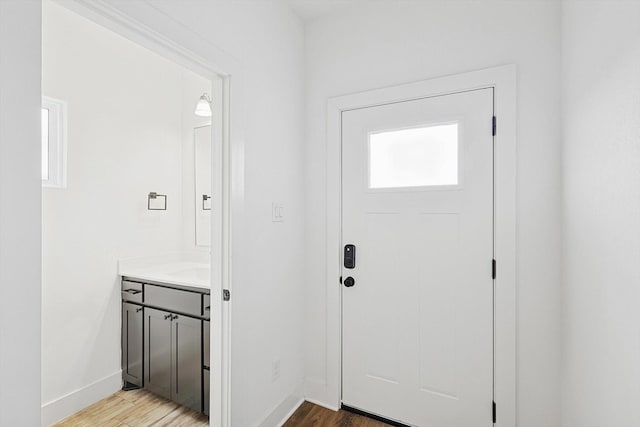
[285,0,355,23]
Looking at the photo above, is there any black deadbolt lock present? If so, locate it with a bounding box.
[344,244,356,269]
[344,277,355,287]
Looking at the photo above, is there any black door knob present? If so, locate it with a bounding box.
[344,277,355,287]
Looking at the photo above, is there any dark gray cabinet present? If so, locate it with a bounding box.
[143,307,202,412]
[203,368,210,416]
[173,314,202,410]
[122,302,143,387]
[144,307,173,399]
[122,278,209,415]
[203,320,210,368]
[203,320,210,416]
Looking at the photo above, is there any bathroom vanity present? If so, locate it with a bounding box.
[120,259,211,415]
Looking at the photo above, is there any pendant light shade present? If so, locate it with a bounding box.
[194,93,212,117]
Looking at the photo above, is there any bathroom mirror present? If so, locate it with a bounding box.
[194,125,212,246]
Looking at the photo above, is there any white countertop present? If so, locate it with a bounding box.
[119,253,210,290]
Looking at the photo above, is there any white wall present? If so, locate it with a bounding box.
[561,2,640,426]
[0,1,42,425]
[86,1,307,426]
[41,2,212,423]
[303,2,562,426]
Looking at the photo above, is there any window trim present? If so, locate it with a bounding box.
[42,96,68,188]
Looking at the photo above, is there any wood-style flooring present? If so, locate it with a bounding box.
[284,401,393,427]
[53,389,208,427]
[53,390,389,427]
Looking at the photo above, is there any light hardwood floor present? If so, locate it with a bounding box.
[54,391,389,427]
[53,389,208,427]
[284,401,393,427]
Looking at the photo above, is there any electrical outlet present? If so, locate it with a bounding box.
[272,359,281,382]
[272,202,284,222]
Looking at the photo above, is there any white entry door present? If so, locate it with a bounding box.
[341,88,494,427]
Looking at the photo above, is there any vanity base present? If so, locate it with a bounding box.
[121,277,210,415]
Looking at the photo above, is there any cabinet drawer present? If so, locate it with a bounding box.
[145,285,201,317]
[122,281,143,303]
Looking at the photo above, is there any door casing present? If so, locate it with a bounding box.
[323,65,517,427]
[49,2,242,426]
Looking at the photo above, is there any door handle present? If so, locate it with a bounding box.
[344,277,355,287]
[344,244,356,269]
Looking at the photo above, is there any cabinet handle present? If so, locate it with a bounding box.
[204,306,210,311]
[136,307,143,313]
[123,289,142,295]
[172,314,179,320]
[164,314,172,320]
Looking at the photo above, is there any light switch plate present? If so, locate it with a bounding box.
[272,358,281,382]
[272,203,284,222]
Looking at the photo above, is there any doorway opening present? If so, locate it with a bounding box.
[324,65,517,426]
[40,1,231,426]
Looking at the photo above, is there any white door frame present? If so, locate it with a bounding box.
[325,65,516,426]
[49,2,244,426]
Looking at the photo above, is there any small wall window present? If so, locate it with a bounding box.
[368,123,459,189]
[42,96,68,188]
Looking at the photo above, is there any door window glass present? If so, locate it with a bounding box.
[368,123,458,189]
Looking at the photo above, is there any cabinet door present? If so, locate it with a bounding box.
[203,368,210,416]
[172,314,202,411]
[203,320,210,368]
[122,302,143,387]
[145,307,172,400]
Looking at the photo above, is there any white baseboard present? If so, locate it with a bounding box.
[303,378,340,411]
[304,397,339,412]
[257,383,305,427]
[274,396,304,427]
[41,370,123,427]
